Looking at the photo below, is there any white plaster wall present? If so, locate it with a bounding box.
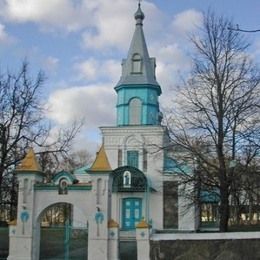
[74,173,91,183]
[101,126,166,169]
[34,190,92,222]
[136,228,150,260]
[101,125,167,231]
[108,226,119,260]
[88,174,110,260]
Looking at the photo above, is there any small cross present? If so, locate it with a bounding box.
[138,0,142,6]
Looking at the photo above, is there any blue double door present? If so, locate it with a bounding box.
[122,198,142,230]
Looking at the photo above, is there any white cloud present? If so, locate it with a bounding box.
[74,58,120,83]
[47,84,116,128]
[0,0,163,52]
[81,0,163,51]
[0,0,93,32]
[149,43,191,93]
[171,9,203,35]
[0,23,13,43]
[81,1,135,51]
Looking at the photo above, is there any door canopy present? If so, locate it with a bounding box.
[112,166,147,192]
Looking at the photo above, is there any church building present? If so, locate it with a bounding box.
[92,2,198,233]
[8,4,199,260]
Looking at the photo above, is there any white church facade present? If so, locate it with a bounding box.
[8,4,199,260]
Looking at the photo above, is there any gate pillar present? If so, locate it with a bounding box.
[136,219,151,260]
[108,219,119,260]
[87,144,112,260]
[8,149,44,260]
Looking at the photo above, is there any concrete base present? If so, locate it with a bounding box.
[88,238,108,260]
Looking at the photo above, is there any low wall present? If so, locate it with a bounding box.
[150,232,260,260]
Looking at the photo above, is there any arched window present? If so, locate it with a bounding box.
[132,53,142,73]
[23,178,28,204]
[96,178,102,205]
[129,98,142,125]
[59,178,68,195]
[123,171,131,187]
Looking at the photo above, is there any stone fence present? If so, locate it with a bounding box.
[150,232,260,260]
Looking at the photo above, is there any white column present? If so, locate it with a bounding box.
[108,219,119,260]
[88,174,110,260]
[136,219,150,260]
[8,173,43,260]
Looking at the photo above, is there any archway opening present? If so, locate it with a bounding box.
[38,202,88,260]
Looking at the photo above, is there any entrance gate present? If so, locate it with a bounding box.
[40,220,88,260]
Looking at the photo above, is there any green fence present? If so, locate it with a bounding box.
[40,223,88,260]
[0,227,8,260]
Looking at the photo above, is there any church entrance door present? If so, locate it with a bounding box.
[122,198,142,230]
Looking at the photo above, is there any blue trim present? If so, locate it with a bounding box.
[116,103,158,108]
[34,184,92,191]
[52,170,77,183]
[115,84,161,95]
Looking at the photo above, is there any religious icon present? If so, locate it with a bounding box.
[59,179,68,194]
[123,171,131,187]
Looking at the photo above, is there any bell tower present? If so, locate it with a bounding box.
[115,3,162,126]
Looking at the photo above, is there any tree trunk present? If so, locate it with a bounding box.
[219,184,229,231]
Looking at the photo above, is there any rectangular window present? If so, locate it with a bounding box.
[127,151,139,168]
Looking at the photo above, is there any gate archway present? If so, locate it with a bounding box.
[38,202,88,260]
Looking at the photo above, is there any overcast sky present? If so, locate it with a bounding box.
[0,0,259,153]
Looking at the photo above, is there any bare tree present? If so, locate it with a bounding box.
[0,62,82,220]
[228,24,260,33]
[60,149,93,172]
[167,12,260,231]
